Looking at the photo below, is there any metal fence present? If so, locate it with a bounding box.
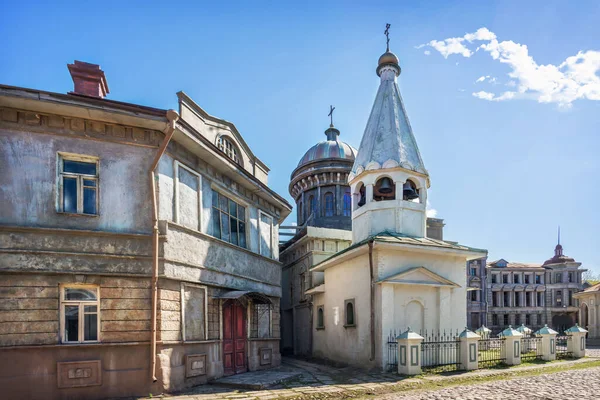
[387,331,398,372]
[421,329,461,373]
[478,337,506,368]
[556,335,573,359]
[520,335,543,362]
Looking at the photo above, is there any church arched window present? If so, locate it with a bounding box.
[309,195,316,219]
[374,177,395,201]
[343,191,352,216]
[324,192,334,216]
[217,136,241,165]
[402,179,420,202]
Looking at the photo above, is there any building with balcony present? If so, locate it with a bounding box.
[0,61,291,399]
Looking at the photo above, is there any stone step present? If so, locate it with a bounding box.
[211,369,302,390]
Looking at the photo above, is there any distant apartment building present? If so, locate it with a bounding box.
[467,241,585,332]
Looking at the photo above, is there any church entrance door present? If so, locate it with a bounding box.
[223,300,247,375]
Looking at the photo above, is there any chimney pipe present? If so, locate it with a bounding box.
[67,60,109,98]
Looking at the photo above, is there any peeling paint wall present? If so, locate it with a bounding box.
[0,129,154,234]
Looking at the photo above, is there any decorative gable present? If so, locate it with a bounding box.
[377,266,460,288]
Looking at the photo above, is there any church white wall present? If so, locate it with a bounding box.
[376,247,468,368]
[312,253,376,368]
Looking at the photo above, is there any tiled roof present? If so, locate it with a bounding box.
[581,283,600,293]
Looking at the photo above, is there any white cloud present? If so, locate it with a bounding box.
[421,27,600,107]
[426,200,438,218]
[424,50,431,55]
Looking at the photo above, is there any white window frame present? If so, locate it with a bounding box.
[57,152,100,215]
[173,160,203,231]
[258,210,274,258]
[59,284,100,344]
[180,282,208,342]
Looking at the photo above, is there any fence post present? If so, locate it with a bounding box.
[516,324,533,352]
[565,324,588,358]
[459,327,479,371]
[500,326,523,365]
[475,325,491,339]
[397,328,423,376]
[535,324,558,361]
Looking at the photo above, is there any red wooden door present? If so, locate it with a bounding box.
[223,300,247,375]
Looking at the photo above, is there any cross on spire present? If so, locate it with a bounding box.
[328,105,335,127]
[384,23,391,51]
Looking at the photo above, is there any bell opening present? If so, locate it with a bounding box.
[403,180,420,202]
[356,183,366,209]
[374,177,396,201]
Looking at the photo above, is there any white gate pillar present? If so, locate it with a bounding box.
[397,328,423,376]
[535,324,558,361]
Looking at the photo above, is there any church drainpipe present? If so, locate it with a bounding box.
[149,109,179,382]
[368,240,376,361]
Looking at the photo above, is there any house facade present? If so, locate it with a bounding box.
[467,241,585,333]
[306,40,486,370]
[0,61,290,399]
[573,283,600,339]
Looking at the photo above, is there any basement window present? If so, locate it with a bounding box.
[58,153,99,215]
[61,285,99,343]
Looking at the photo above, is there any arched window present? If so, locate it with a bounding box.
[345,300,355,326]
[217,136,240,164]
[324,193,334,216]
[343,192,352,216]
[402,179,420,202]
[309,195,316,219]
[317,306,324,329]
[374,177,395,201]
[356,183,366,209]
[298,201,303,225]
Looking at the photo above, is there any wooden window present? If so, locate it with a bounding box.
[343,192,351,216]
[181,283,207,342]
[316,306,325,329]
[58,153,99,215]
[211,190,246,248]
[60,285,99,343]
[344,299,355,327]
[324,192,334,217]
[174,161,202,231]
[259,211,274,258]
[217,136,240,164]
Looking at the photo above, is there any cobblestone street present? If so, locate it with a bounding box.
[141,351,600,400]
[385,366,600,399]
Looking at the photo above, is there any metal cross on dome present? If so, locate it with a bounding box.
[385,23,391,51]
[328,105,335,126]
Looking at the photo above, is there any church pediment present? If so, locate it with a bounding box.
[377,266,460,288]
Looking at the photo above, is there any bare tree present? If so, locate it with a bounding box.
[582,269,600,283]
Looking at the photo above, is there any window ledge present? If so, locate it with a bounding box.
[57,211,99,218]
[248,337,280,342]
[316,327,325,330]
[344,324,356,329]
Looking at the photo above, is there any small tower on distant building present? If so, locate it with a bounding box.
[348,27,429,243]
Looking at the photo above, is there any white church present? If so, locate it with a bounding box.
[306,34,487,370]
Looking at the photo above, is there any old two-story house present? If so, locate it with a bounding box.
[467,239,585,333]
[0,61,290,399]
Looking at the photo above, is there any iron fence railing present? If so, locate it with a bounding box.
[520,336,543,362]
[421,329,461,373]
[478,337,506,368]
[556,335,573,359]
[387,330,398,372]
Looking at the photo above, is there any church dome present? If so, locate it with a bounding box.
[297,140,357,168]
[297,126,357,168]
[378,51,399,66]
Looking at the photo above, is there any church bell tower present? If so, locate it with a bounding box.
[348,24,430,243]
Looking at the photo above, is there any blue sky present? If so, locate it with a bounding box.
[2,1,599,273]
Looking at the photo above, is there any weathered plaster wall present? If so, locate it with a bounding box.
[0,129,154,234]
[312,253,374,368]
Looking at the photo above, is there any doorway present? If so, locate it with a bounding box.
[223,300,247,375]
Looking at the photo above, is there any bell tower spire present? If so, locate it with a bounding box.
[348,24,430,243]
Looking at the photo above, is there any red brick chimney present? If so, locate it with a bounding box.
[67,61,109,98]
